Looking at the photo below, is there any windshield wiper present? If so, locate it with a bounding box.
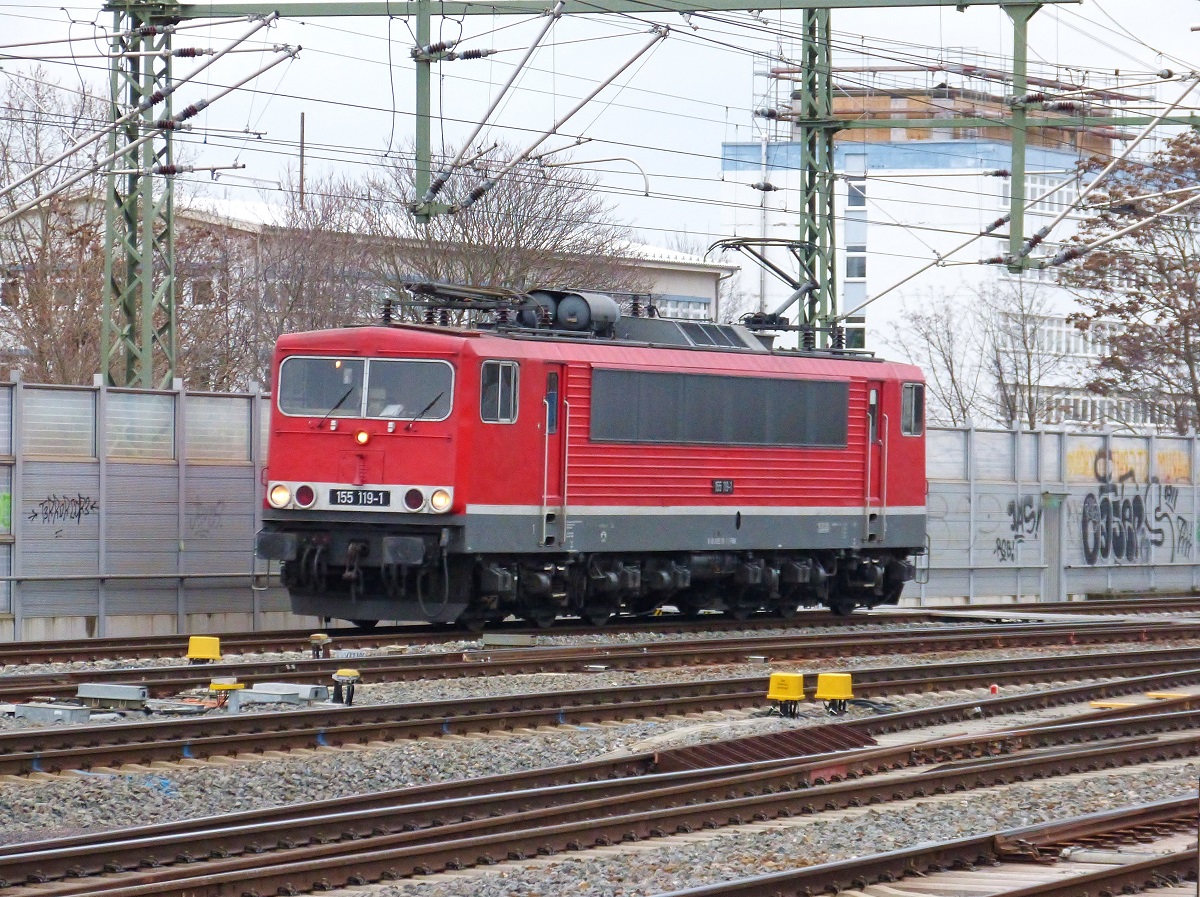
[318,386,355,427]
[405,391,445,430]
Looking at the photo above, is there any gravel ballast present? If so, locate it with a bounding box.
[366,763,1200,897]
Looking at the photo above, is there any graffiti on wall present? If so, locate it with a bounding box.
[28,493,98,526]
[993,494,1042,562]
[1078,450,1194,565]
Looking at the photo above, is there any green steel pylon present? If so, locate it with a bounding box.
[103,1,176,388]
[795,7,836,340]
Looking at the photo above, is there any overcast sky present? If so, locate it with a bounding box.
[4,0,1200,250]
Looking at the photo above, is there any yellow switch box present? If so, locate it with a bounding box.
[814,672,854,701]
[187,635,222,662]
[767,672,805,703]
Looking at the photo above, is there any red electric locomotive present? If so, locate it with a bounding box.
[256,284,927,628]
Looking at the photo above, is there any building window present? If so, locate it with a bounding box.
[481,360,519,423]
[844,209,868,246]
[846,256,866,279]
[848,180,867,207]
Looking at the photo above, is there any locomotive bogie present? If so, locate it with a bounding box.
[259,520,916,625]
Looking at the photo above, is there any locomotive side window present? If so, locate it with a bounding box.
[546,372,559,434]
[364,359,453,421]
[867,388,879,443]
[591,369,847,448]
[481,361,519,423]
[278,356,365,417]
[902,383,925,436]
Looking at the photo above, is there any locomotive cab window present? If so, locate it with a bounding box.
[278,356,365,418]
[481,361,519,423]
[365,359,453,421]
[902,383,925,436]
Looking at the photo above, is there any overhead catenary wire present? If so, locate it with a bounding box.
[4,0,1195,300]
[424,0,565,203]
[0,44,299,227]
[457,25,667,210]
[1013,73,1200,263]
[7,9,1190,184]
[0,13,279,202]
[1048,187,1200,267]
[0,14,255,52]
[836,173,1098,323]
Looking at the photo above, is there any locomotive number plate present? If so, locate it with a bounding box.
[330,489,391,507]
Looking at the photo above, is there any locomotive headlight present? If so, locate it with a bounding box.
[430,489,452,513]
[354,430,370,446]
[268,484,292,508]
[294,484,316,508]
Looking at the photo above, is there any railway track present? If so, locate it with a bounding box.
[4,698,1199,896]
[655,796,1199,897]
[7,646,1200,776]
[6,619,1200,703]
[3,594,1200,665]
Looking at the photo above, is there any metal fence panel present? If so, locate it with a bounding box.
[9,385,1200,632]
[0,386,13,456]
[183,467,258,571]
[187,396,251,462]
[21,463,100,575]
[106,584,179,616]
[1158,438,1192,483]
[926,429,967,481]
[23,388,94,457]
[20,581,98,617]
[1017,433,1039,483]
[921,425,1200,602]
[107,392,174,460]
[974,431,1015,481]
[1041,432,1063,483]
[0,544,11,614]
[106,464,179,577]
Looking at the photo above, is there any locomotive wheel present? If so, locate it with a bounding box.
[828,596,855,617]
[350,619,379,629]
[457,614,487,633]
[585,609,613,626]
[528,610,558,629]
[775,600,800,619]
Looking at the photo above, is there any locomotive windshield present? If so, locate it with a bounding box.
[278,357,365,418]
[278,356,453,421]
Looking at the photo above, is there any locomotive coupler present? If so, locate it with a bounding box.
[342,541,368,582]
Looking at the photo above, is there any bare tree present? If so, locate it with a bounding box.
[882,291,988,426]
[0,71,107,384]
[977,279,1076,430]
[1058,129,1200,434]
[173,214,259,391]
[175,171,381,389]
[363,145,647,303]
